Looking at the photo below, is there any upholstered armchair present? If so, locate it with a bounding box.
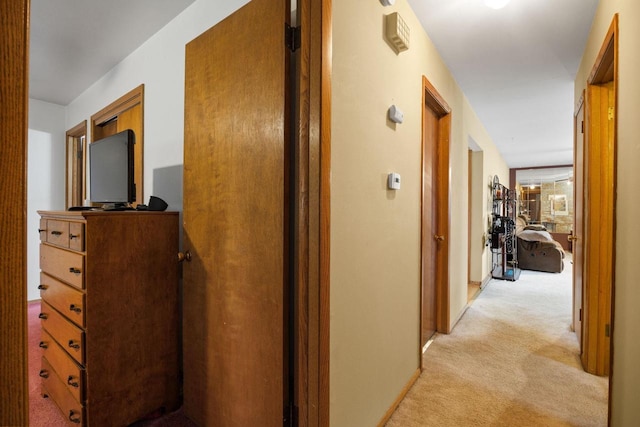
[515,216,565,273]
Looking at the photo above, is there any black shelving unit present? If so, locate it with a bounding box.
[489,176,520,281]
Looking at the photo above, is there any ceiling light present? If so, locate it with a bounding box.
[484,0,510,10]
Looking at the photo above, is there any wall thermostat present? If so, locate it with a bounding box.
[388,172,401,190]
[388,105,404,124]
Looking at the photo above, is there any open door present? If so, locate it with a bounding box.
[580,15,617,377]
[182,1,290,424]
[421,76,451,354]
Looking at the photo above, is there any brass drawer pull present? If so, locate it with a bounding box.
[51,230,63,236]
[38,313,48,320]
[69,234,78,239]
[38,228,46,233]
[69,304,82,313]
[39,341,48,349]
[68,340,80,350]
[69,410,81,424]
[67,375,79,388]
[69,267,82,275]
[39,369,49,379]
[38,284,47,290]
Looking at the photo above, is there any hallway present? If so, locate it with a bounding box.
[387,256,608,426]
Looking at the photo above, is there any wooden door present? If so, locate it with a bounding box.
[421,76,451,350]
[421,106,438,347]
[572,97,585,349]
[580,16,617,376]
[182,1,289,425]
[582,82,614,376]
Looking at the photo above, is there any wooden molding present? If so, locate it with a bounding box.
[376,368,421,426]
[91,85,144,126]
[588,14,618,85]
[65,121,87,207]
[319,0,332,425]
[0,0,29,423]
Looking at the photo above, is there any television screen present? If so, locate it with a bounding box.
[89,129,135,205]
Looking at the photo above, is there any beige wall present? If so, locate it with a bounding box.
[330,0,508,425]
[574,0,640,424]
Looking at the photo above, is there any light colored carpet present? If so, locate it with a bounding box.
[387,256,609,427]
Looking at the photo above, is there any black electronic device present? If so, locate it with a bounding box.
[68,206,100,211]
[89,129,135,210]
[148,196,168,211]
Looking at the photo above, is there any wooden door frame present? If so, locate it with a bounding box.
[581,14,617,379]
[420,76,451,353]
[297,0,332,424]
[0,0,30,423]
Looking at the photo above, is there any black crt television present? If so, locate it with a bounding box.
[89,129,135,208]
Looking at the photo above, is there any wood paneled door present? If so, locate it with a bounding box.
[580,15,617,377]
[421,76,451,354]
[183,1,292,425]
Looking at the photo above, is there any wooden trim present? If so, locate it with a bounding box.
[319,0,332,424]
[91,85,144,126]
[588,15,618,85]
[65,121,87,207]
[422,76,451,115]
[0,0,29,423]
[376,368,421,427]
[67,120,87,137]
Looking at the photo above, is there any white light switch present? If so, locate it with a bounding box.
[388,172,401,190]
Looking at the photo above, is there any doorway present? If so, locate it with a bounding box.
[420,75,451,356]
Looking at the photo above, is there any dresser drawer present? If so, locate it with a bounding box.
[41,357,84,426]
[69,222,85,251]
[46,220,71,248]
[40,273,85,328]
[40,329,85,403]
[40,244,85,289]
[40,301,85,365]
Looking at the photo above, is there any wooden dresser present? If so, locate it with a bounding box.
[37,211,180,426]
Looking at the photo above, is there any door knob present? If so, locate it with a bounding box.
[434,235,445,242]
[178,251,192,263]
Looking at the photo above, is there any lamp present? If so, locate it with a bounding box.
[484,0,510,10]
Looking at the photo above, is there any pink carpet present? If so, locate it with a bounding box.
[28,301,195,426]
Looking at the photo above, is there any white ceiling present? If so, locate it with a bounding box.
[407,0,599,168]
[29,0,194,106]
[30,0,598,168]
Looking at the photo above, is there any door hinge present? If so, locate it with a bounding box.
[608,107,614,121]
[581,120,584,134]
[285,24,301,52]
[579,308,582,322]
[605,323,610,337]
[283,405,298,427]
